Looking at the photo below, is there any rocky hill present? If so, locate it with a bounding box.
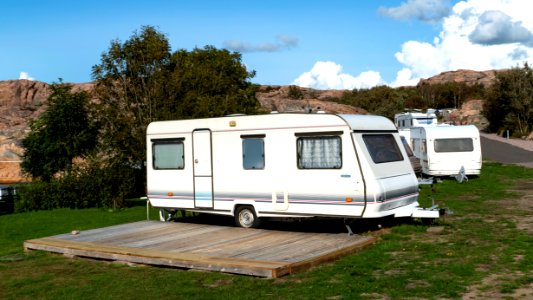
[255,85,366,114]
[0,69,501,183]
[417,69,502,87]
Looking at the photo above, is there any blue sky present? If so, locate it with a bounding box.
[1,0,532,89]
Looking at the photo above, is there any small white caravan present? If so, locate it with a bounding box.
[395,111,438,129]
[146,113,438,228]
[410,125,482,176]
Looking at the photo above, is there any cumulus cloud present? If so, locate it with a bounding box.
[379,0,452,23]
[292,61,384,90]
[292,0,533,89]
[224,34,299,53]
[391,0,533,86]
[19,72,34,81]
[469,10,533,46]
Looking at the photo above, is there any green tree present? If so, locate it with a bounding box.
[166,46,259,119]
[340,86,405,119]
[91,25,171,164]
[485,63,533,136]
[92,26,259,166]
[417,82,485,109]
[21,81,99,181]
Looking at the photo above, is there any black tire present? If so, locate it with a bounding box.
[234,206,261,228]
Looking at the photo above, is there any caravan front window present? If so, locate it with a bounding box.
[434,138,473,152]
[363,134,404,164]
[152,139,185,170]
[297,136,342,169]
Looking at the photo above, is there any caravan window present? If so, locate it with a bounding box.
[152,139,185,170]
[434,138,473,152]
[363,134,404,164]
[242,136,265,169]
[297,136,342,169]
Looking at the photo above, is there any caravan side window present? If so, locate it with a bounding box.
[434,138,473,152]
[152,139,185,170]
[242,135,265,170]
[296,136,342,169]
[363,134,404,164]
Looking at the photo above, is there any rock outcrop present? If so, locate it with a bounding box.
[418,69,502,87]
[0,80,50,183]
[440,99,489,130]
[256,85,366,114]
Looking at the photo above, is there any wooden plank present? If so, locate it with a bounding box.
[23,221,376,278]
[56,221,168,242]
[24,237,289,278]
[288,237,376,274]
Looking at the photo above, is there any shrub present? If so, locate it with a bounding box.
[288,85,304,99]
[14,163,144,212]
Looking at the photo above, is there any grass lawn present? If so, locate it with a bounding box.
[0,162,532,299]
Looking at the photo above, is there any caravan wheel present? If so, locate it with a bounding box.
[234,206,261,228]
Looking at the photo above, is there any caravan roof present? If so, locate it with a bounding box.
[394,111,438,129]
[417,125,479,138]
[147,113,397,134]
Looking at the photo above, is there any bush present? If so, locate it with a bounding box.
[14,163,144,212]
[288,85,304,100]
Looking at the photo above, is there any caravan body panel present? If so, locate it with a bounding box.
[410,125,482,176]
[147,113,423,222]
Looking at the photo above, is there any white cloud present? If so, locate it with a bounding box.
[391,68,419,87]
[469,10,533,46]
[224,34,299,53]
[392,0,533,86]
[379,0,452,23]
[19,72,34,81]
[292,0,533,89]
[292,61,384,90]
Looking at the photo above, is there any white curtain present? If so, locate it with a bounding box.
[298,137,341,169]
[154,143,184,169]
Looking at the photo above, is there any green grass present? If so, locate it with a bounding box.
[0,162,532,299]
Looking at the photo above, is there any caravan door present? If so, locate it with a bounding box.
[192,129,214,208]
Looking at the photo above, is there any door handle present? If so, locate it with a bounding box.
[195,159,199,164]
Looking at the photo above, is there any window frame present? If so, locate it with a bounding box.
[241,134,266,170]
[152,138,185,170]
[362,134,404,164]
[296,134,343,170]
[434,138,474,153]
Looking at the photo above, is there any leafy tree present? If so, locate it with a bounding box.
[21,81,99,181]
[92,26,259,166]
[165,46,259,119]
[340,85,405,119]
[485,63,533,136]
[417,82,485,109]
[91,25,171,164]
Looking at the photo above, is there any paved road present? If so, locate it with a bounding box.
[481,136,533,168]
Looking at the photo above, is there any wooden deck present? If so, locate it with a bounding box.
[24,220,376,278]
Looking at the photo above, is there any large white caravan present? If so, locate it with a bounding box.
[146,113,439,228]
[410,125,482,176]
